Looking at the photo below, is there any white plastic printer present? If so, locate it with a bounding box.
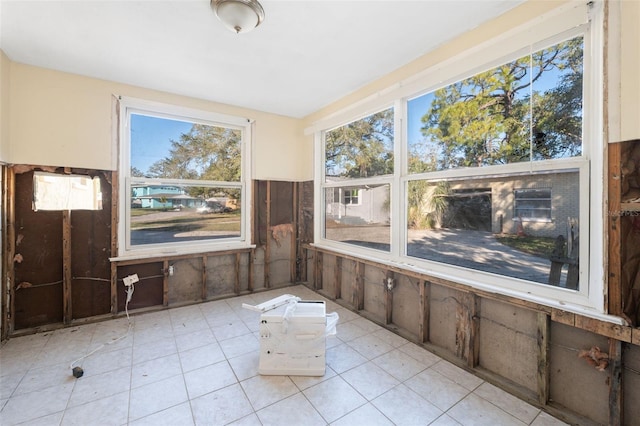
[243,294,339,376]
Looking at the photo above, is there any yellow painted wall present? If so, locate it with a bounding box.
[6,62,304,180]
[619,0,640,142]
[0,51,9,163]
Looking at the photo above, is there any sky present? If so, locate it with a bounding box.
[130,114,193,174]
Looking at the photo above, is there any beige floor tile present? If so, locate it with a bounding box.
[372,383,442,425]
[191,383,254,425]
[447,393,527,426]
[256,392,326,426]
[303,375,367,423]
[341,361,399,400]
[61,391,129,426]
[184,360,238,399]
[331,403,394,426]
[129,401,194,426]
[240,375,298,411]
[129,375,188,421]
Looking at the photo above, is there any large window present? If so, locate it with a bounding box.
[118,98,251,257]
[315,3,603,312]
[322,108,394,252]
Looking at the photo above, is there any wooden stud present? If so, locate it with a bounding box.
[4,167,16,336]
[162,259,169,307]
[632,328,640,346]
[575,315,632,342]
[300,247,308,284]
[248,249,254,293]
[354,261,365,311]
[110,170,119,315]
[418,280,430,344]
[315,251,323,290]
[467,292,480,368]
[608,338,623,426]
[384,270,394,325]
[455,292,479,367]
[291,182,297,284]
[235,252,241,295]
[62,210,72,324]
[607,142,622,316]
[265,180,271,289]
[202,255,208,300]
[536,312,550,405]
[334,257,342,300]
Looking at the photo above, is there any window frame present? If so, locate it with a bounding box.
[313,2,613,318]
[116,97,253,259]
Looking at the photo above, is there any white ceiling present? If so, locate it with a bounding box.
[0,0,524,118]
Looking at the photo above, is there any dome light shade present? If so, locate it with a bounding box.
[211,0,265,34]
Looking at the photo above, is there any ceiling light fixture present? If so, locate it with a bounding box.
[211,0,265,34]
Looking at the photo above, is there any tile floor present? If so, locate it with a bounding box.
[0,285,568,426]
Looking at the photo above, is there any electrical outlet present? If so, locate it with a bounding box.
[168,266,174,276]
[123,274,139,287]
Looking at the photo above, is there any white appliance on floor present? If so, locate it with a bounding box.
[243,294,338,376]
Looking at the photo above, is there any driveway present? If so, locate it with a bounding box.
[327,226,568,287]
[407,229,562,285]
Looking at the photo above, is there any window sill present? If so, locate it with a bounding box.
[309,242,625,327]
[111,243,256,263]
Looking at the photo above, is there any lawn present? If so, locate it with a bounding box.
[131,211,240,232]
[495,234,557,258]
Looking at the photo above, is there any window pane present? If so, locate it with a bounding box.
[325,108,394,179]
[407,36,583,173]
[324,184,390,251]
[406,171,579,288]
[130,185,241,246]
[531,36,583,160]
[131,114,242,181]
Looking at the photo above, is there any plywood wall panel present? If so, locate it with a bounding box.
[390,275,421,338]
[623,344,640,426]
[117,263,163,311]
[70,171,111,319]
[429,285,458,354]
[479,299,538,392]
[363,265,385,323]
[13,171,64,329]
[206,255,236,298]
[168,258,202,305]
[268,231,293,286]
[549,323,609,425]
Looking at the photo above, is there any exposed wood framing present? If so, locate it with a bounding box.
[265,180,271,288]
[384,270,394,325]
[162,260,169,306]
[248,249,254,293]
[202,255,208,300]
[537,312,550,405]
[354,261,364,311]
[306,245,640,346]
[291,182,297,283]
[235,253,241,295]
[608,142,622,315]
[418,280,430,344]
[608,339,623,426]
[110,171,118,315]
[62,210,72,324]
[4,167,15,337]
[314,251,323,290]
[466,292,480,368]
[334,257,342,300]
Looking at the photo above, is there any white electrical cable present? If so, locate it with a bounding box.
[69,283,134,370]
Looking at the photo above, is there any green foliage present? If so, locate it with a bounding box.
[146,124,241,199]
[325,109,394,178]
[407,181,450,229]
[421,37,583,169]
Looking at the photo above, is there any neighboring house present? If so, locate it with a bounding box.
[325,180,390,225]
[327,170,579,239]
[131,185,205,209]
